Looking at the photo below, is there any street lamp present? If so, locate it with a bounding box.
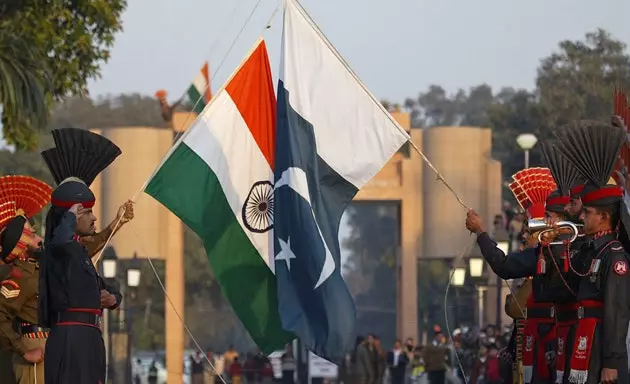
[496,241,509,256]
[469,258,484,278]
[125,253,142,384]
[100,247,118,384]
[451,266,466,327]
[468,257,487,329]
[451,267,466,287]
[127,253,141,288]
[516,133,538,168]
[102,247,118,280]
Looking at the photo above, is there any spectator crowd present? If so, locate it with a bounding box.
[170,323,514,384]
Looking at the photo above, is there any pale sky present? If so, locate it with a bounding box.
[88,0,630,103]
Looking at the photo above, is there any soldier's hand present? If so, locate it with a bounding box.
[465,209,486,235]
[612,115,624,129]
[600,368,618,384]
[69,204,83,216]
[117,200,135,224]
[524,232,538,248]
[544,216,559,228]
[539,230,558,244]
[100,289,117,308]
[23,347,44,363]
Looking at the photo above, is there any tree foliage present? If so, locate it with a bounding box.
[0,0,127,149]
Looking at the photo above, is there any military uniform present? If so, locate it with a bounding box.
[0,264,16,382]
[0,259,46,383]
[476,166,588,384]
[0,335,16,383]
[0,175,53,384]
[39,128,124,383]
[550,120,630,384]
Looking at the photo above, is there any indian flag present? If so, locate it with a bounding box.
[187,62,212,114]
[145,39,294,352]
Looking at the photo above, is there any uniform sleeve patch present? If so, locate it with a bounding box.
[0,280,20,299]
[613,260,628,276]
[9,268,21,279]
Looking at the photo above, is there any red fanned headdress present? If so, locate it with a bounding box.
[0,176,52,263]
[508,167,557,219]
[0,176,52,230]
[612,86,630,186]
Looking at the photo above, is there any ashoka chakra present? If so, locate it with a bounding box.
[242,181,274,233]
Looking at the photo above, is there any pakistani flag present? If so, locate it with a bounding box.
[145,39,294,352]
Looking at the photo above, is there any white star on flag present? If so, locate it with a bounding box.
[275,237,296,270]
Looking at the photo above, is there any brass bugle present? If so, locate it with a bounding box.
[527,219,579,245]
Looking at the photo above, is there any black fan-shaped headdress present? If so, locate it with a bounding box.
[540,139,582,196]
[41,128,121,209]
[553,120,626,207]
[43,128,121,187]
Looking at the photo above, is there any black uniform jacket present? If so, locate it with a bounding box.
[573,233,630,369]
[477,232,585,303]
[39,211,122,328]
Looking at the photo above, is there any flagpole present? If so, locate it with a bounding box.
[285,0,469,210]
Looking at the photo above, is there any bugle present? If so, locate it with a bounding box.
[527,219,579,245]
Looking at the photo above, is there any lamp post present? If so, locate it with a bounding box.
[101,247,118,383]
[468,257,486,328]
[126,253,141,384]
[451,266,466,327]
[516,133,538,168]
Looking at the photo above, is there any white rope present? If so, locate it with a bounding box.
[33,362,36,384]
[443,239,474,384]
[128,222,228,384]
[443,238,527,384]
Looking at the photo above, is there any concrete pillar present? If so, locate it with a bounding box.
[398,128,423,342]
[165,211,185,383]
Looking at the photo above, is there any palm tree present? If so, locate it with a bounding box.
[0,28,51,150]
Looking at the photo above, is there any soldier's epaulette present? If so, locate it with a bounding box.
[0,279,20,299]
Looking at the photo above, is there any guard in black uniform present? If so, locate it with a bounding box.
[467,163,584,384]
[38,128,124,384]
[539,140,589,384]
[551,120,630,384]
[467,167,556,384]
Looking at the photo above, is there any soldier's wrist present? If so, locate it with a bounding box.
[602,356,625,369]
